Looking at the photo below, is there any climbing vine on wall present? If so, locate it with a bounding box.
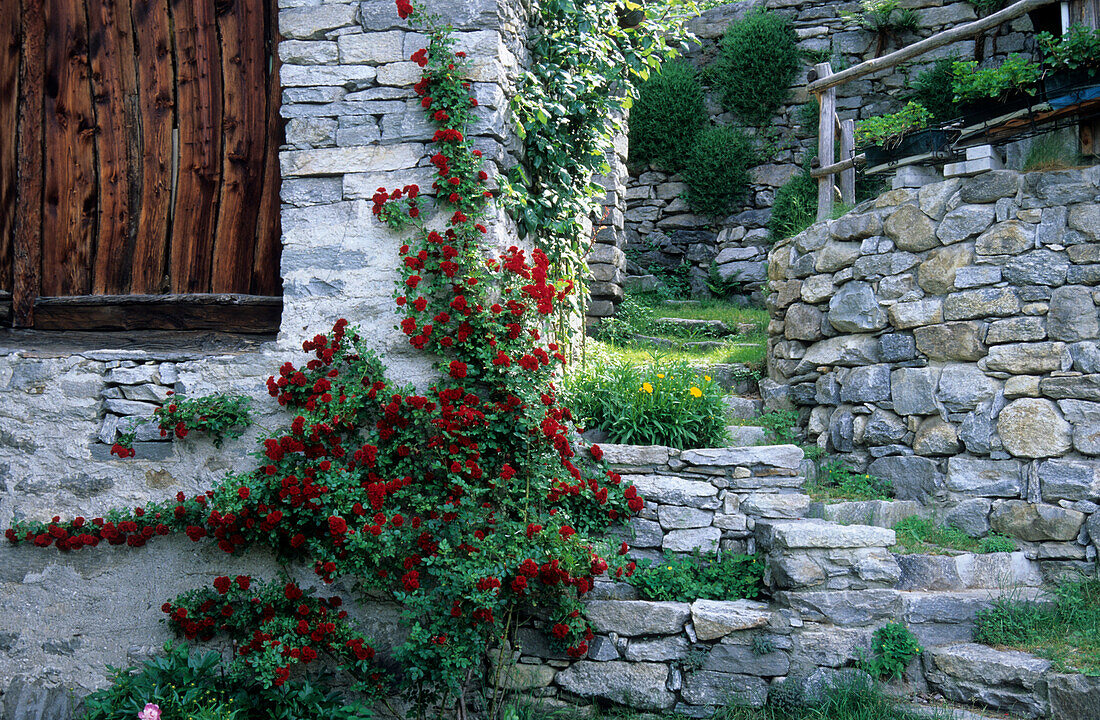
[7,5,643,719]
[502,0,699,320]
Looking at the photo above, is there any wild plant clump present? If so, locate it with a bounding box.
[628,60,707,171]
[714,9,801,126]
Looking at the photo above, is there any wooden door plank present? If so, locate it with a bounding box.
[0,0,20,294]
[251,0,283,297]
[169,0,222,294]
[32,293,282,333]
[13,0,45,326]
[42,0,98,297]
[211,0,265,293]
[88,0,139,294]
[129,0,174,294]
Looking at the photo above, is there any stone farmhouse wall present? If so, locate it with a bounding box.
[766,167,1100,573]
[620,0,1038,300]
[0,0,529,711]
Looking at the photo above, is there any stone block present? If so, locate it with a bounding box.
[624,636,689,662]
[983,342,1067,374]
[740,493,811,519]
[280,3,358,40]
[599,444,670,466]
[946,457,1023,497]
[828,282,886,332]
[554,661,675,710]
[1004,249,1069,286]
[664,527,721,554]
[986,316,1047,344]
[990,501,1086,541]
[937,205,995,244]
[1038,458,1100,502]
[337,31,405,64]
[1048,285,1099,342]
[680,671,767,707]
[884,204,938,251]
[584,601,690,636]
[890,367,940,416]
[756,519,895,550]
[626,475,716,509]
[997,398,1073,458]
[943,287,1020,321]
[888,299,943,329]
[869,456,943,503]
[657,505,713,530]
[680,445,803,470]
[778,589,901,626]
[690,599,771,641]
[704,644,789,677]
[937,363,1000,412]
[919,243,974,294]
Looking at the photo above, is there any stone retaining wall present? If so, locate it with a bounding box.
[621,0,1040,299]
[766,168,1100,571]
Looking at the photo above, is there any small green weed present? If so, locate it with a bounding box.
[807,460,893,501]
[625,551,765,603]
[860,623,922,680]
[893,516,1016,555]
[755,410,799,444]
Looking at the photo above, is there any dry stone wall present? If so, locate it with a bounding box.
[766,168,1100,573]
[622,0,1039,299]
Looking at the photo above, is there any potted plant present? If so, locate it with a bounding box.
[1037,24,1100,103]
[951,54,1043,124]
[857,101,950,165]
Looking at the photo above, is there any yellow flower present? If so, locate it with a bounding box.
[704,375,712,382]
[657,373,665,379]
[690,386,702,398]
[641,382,653,394]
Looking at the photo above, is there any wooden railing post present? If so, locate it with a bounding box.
[815,62,836,222]
[839,118,856,206]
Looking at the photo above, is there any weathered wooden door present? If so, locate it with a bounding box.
[0,0,283,332]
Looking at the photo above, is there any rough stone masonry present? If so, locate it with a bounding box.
[767,168,1100,575]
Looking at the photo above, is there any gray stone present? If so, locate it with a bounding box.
[658,505,714,530]
[1048,285,1099,342]
[1004,249,1069,286]
[756,519,894,550]
[704,644,789,677]
[954,265,1003,288]
[740,493,811,519]
[798,335,882,371]
[919,178,961,221]
[938,364,1000,412]
[937,205,995,244]
[624,636,689,662]
[869,456,943,503]
[778,589,901,626]
[830,213,882,242]
[946,457,1023,497]
[829,407,855,453]
[494,661,557,690]
[983,342,1067,374]
[880,333,916,362]
[975,221,1033,255]
[828,282,886,333]
[918,243,975,295]
[960,171,1021,204]
[884,205,938,251]
[958,406,996,454]
[584,601,690,636]
[800,274,835,304]
[680,671,767,707]
[793,628,873,667]
[943,287,1020,321]
[987,316,1047,344]
[279,4,358,40]
[555,661,675,710]
[815,241,861,272]
[1059,398,1100,454]
[890,367,941,415]
[627,474,717,509]
[927,643,1051,717]
[1038,459,1100,502]
[279,39,340,65]
[337,31,405,64]
[1068,342,1100,373]
[913,322,987,362]
[1049,673,1100,720]
[600,444,670,466]
[863,409,907,445]
[784,303,825,342]
[990,501,1086,541]
[664,527,721,554]
[997,398,1073,458]
[690,599,771,641]
[680,445,803,470]
[887,299,943,329]
[913,416,960,456]
[944,498,993,537]
[2,680,77,720]
[587,635,619,661]
[1040,374,1100,400]
[853,252,920,279]
[840,364,890,403]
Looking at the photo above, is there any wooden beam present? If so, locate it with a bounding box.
[839,119,856,205]
[810,153,867,178]
[13,0,45,327]
[0,0,20,294]
[807,0,1055,94]
[815,62,836,222]
[32,293,282,333]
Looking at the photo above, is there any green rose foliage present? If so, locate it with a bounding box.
[8,6,645,717]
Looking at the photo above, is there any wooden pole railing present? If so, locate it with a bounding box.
[808,0,1058,221]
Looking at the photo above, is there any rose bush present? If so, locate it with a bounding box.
[7,5,642,718]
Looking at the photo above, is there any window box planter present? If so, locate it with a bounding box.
[864,128,952,167]
[1041,69,1100,105]
[957,89,1041,126]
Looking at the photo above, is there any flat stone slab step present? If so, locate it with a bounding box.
[632,334,757,351]
[896,551,1044,592]
[756,518,896,550]
[901,587,1047,627]
[653,317,733,336]
[925,642,1052,718]
[726,425,766,446]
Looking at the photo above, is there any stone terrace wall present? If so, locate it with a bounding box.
[766,168,1100,573]
[621,0,1038,299]
[0,0,528,712]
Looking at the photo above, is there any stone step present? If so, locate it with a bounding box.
[653,317,733,336]
[726,425,766,446]
[895,551,1044,592]
[809,499,930,529]
[924,642,1050,718]
[900,587,1049,648]
[756,518,896,551]
[631,334,757,352]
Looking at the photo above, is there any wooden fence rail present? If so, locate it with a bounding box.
[0,0,283,329]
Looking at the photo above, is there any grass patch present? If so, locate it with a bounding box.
[974,576,1100,675]
[631,292,769,329]
[585,338,766,368]
[806,460,893,501]
[892,516,1016,555]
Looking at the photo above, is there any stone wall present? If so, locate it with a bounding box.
[621,0,1040,299]
[766,167,1100,570]
[0,0,529,709]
